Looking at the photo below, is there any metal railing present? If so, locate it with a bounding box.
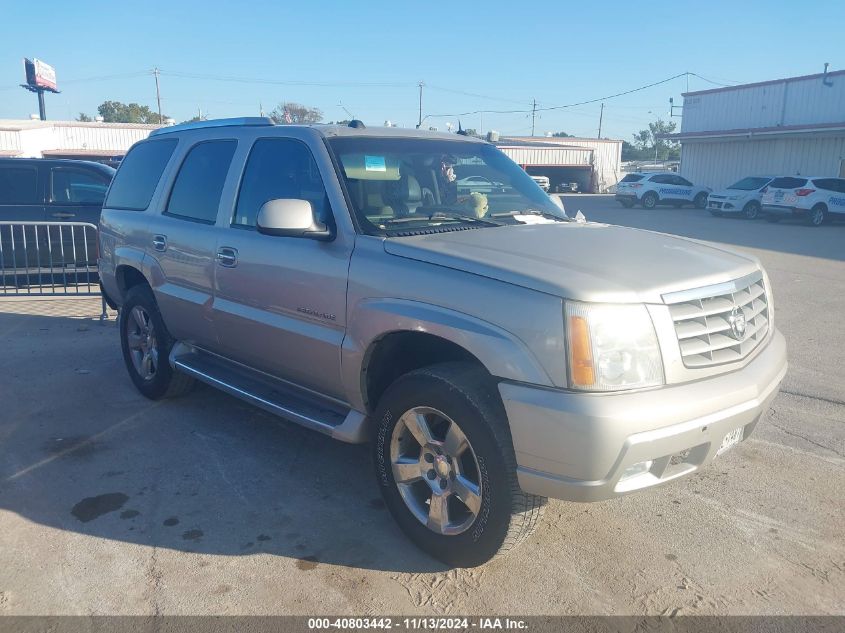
[0,221,107,319]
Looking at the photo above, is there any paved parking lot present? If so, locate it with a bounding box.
[1,197,843,615]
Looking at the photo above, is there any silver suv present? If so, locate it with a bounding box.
[99,118,787,567]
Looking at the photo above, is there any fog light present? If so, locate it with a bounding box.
[620,460,653,481]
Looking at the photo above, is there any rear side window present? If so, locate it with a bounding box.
[620,174,644,183]
[165,140,237,223]
[769,177,807,190]
[674,176,693,186]
[106,139,177,210]
[0,166,38,205]
[811,178,842,192]
[51,169,109,205]
[233,138,329,228]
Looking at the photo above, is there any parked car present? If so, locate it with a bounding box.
[615,172,710,209]
[529,174,550,191]
[707,176,776,219]
[456,175,507,194]
[761,176,845,226]
[0,157,115,275]
[100,118,786,567]
[555,182,578,193]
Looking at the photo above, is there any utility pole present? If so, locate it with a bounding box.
[530,98,537,136]
[153,67,163,124]
[597,102,604,138]
[417,81,424,128]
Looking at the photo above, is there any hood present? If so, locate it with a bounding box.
[710,188,752,198]
[383,223,760,304]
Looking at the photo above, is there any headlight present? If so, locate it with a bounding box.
[727,194,745,201]
[565,302,664,391]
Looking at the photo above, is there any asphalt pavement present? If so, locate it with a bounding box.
[0,197,842,615]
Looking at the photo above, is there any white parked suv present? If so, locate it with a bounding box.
[707,176,775,220]
[615,172,710,209]
[761,176,845,226]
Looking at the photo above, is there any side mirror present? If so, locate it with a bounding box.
[256,199,332,240]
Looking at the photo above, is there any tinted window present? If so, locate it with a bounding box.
[0,166,38,205]
[674,176,693,186]
[649,174,671,184]
[811,178,843,192]
[234,138,329,228]
[621,174,644,182]
[166,140,237,223]
[106,139,177,210]
[51,169,109,205]
[769,177,807,190]
[728,177,772,191]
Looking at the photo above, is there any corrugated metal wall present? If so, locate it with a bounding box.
[499,146,592,167]
[680,136,845,189]
[0,122,156,157]
[502,137,623,191]
[683,74,845,133]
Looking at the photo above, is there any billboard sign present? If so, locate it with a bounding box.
[23,58,58,91]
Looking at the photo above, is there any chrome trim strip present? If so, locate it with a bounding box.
[661,270,763,305]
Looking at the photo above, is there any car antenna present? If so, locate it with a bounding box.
[456,120,468,136]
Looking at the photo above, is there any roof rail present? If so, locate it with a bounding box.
[149,117,274,136]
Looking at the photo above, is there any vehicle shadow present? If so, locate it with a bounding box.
[563,195,845,262]
[0,306,447,574]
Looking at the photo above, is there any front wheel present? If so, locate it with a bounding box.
[373,363,545,567]
[641,192,658,209]
[807,204,826,227]
[694,192,708,209]
[743,201,761,220]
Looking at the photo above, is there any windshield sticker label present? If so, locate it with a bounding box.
[365,155,386,172]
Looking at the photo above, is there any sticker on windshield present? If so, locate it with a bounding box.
[365,155,386,172]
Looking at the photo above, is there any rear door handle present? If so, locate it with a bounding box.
[216,247,238,267]
[51,212,76,219]
[152,235,167,252]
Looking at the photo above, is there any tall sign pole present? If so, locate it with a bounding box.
[21,58,59,121]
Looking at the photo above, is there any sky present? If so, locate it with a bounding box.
[1,0,843,141]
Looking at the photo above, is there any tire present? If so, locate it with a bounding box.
[641,192,658,209]
[694,192,708,209]
[807,204,826,227]
[119,284,195,400]
[373,362,546,567]
[709,210,722,217]
[743,201,761,220]
[618,200,634,208]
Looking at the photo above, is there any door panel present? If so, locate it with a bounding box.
[0,164,45,271]
[47,166,109,267]
[211,137,351,399]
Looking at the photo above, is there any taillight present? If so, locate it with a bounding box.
[796,188,816,196]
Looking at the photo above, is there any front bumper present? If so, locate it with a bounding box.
[615,193,638,202]
[500,330,787,501]
[708,198,743,212]
[762,204,808,218]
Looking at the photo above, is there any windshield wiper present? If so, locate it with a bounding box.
[382,210,500,227]
[489,209,570,222]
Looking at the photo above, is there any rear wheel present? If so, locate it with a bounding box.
[807,204,826,227]
[743,201,761,220]
[641,192,658,209]
[373,363,545,567]
[120,285,195,400]
[694,192,708,209]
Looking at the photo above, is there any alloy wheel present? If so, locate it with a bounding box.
[126,306,158,381]
[390,407,483,536]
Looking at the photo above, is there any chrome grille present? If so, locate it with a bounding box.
[663,272,769,368]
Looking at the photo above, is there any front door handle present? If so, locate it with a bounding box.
[216,247,238,267]
[152,235,167,252]
[51,211,76,219]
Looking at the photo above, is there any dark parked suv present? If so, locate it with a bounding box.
[0,158,115,276]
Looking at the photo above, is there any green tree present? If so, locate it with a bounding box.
[97,101,168,124]
[270,102,323,124]
[552,131,571,137]
[76,112,93,122]
[628,118,680,161]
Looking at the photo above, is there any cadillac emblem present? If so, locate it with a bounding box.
[728,306,747,341]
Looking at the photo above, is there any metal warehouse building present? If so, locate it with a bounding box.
[496,136,622,193]
[0,119,161,161]
[665,70,845,189]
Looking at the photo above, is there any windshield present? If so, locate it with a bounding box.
[327,137,567,235]
[728,176,771,191]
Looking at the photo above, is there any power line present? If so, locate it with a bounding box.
[158,70,411,89]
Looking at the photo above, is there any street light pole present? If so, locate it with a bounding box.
[417,81,424,128]
[153,67,163,124]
